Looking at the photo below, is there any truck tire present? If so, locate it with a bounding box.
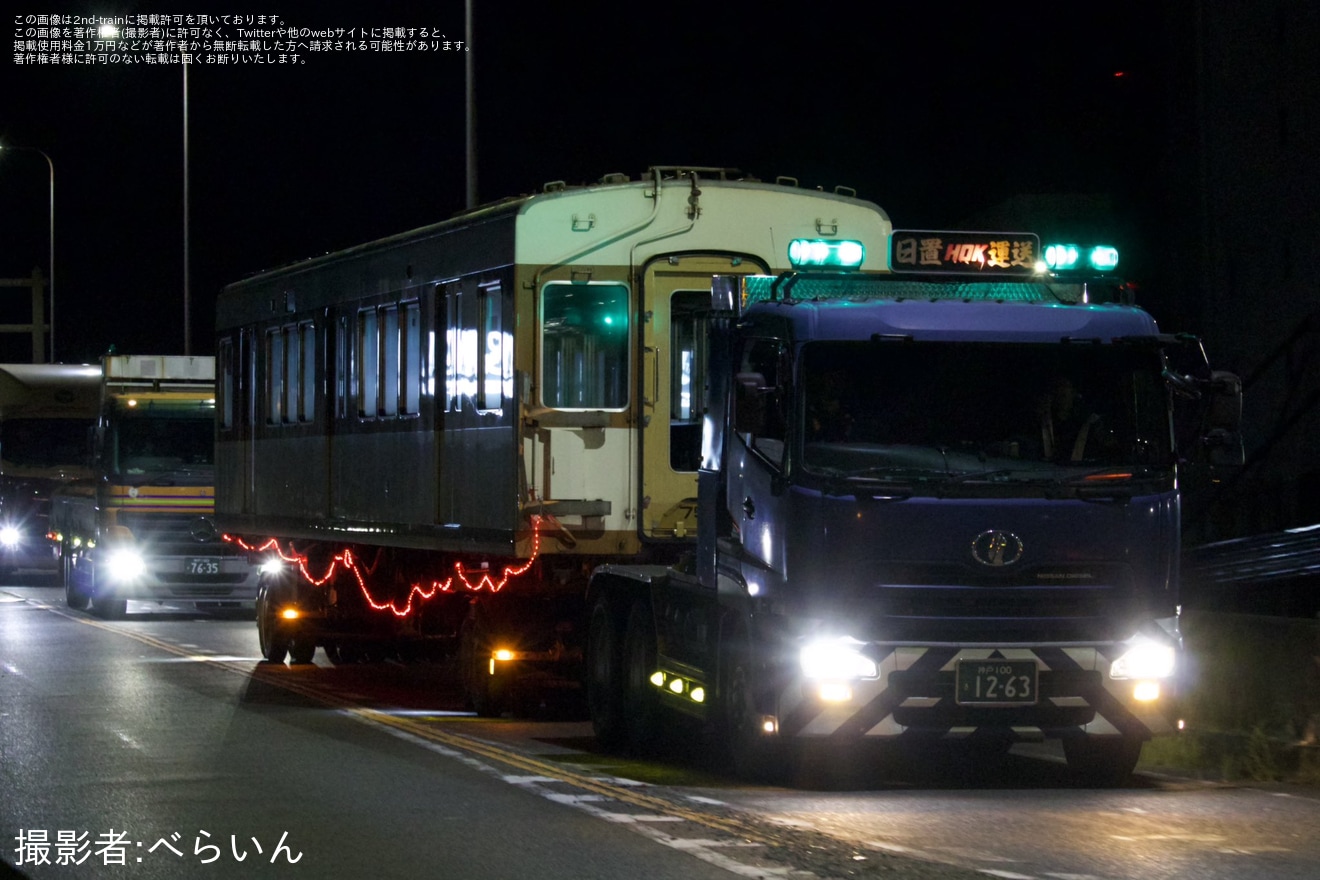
[92,593,127,620]
[62,541,89,610]
[1063,735,1143,787]
[585,595,626,750]
[288,636,317,665]
[89,565,126,619]
[719,625,784,782]
[622,599,661,754]
[256,580,289,664]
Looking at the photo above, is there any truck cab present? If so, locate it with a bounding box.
[586,232,1243,785]
[51,356,262,618]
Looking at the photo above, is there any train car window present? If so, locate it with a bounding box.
[265,327,284,425]
[336,314,351,420]
[300,321,315,421]
[443,283,462,413]
[382,306,400,416]
[479,283,505,412]
[218,338,234,430]
[358,308,379,418]
[403,301,421,414]
[283,323,301,423]
[540,281,628,410]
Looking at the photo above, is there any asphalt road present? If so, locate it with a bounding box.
[2,581,1318,880]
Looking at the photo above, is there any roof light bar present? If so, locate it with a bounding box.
[1043,243,1120,273]
[788,239,865,269]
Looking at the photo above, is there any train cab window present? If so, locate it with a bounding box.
[540,281,628,410]
[669,290,710,471]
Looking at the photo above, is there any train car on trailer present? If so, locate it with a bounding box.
[215,166,891,711]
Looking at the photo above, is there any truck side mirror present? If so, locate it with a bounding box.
[734,372,767,435]
[1203,370,1244,466]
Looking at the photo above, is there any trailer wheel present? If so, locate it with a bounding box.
[1063,735,1143,787]
[62,541,89,610]
[585,596,626,749]
[460,611,507,717]
[256,579,289,664]
[622,599,661,753]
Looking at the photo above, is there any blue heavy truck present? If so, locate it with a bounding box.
[583,230,1242,785]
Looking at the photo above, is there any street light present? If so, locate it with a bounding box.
[0,145,55,363]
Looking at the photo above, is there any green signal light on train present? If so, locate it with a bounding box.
[788,239,866,269]
[1043,243,1119,273]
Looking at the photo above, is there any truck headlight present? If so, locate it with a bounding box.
[106,549,146,582]
[1109,635,1176,680]
[800,637,878,681]
[0,526,21,548]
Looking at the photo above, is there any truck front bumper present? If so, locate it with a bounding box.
[776,645,1176,743]
[92,555,262,611]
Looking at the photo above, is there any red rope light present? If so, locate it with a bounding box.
[225,517,542,618]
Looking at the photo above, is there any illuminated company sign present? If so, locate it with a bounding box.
[889,230,1040,276]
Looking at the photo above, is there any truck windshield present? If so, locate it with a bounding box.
[799,341,1171,478]
[110,401,215,475]
[0,418,92,469]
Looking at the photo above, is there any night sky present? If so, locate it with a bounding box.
[2,1,1165,365]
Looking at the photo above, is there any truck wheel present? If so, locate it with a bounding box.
[586,596,626,749]
[719,629,784,782]
[256,581,289,664]
[288,636,317,665]
[91,587,126,620]
[622,599,661,753]
[460,612,507,717]
[62,542,89,610]
[1063,735,1143,787]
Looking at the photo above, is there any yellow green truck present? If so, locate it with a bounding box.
[50,355,261,618]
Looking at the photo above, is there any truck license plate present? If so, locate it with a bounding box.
[955,659,1038,705]
[185,557,222,575]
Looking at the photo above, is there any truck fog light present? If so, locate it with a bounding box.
[760,715,778,734]
[1133,681,1161,702]
[817,682,854,703]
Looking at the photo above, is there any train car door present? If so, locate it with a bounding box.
[639,255,763,540]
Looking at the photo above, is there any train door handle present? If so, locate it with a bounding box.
[742,497,755,519]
